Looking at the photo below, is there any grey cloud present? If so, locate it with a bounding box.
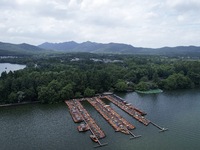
[0,0,17,8]
[169,0,200,12]
[0,0,200,48]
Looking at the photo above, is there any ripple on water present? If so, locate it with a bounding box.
[0,89,200,150]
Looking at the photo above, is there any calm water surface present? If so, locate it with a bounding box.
[0,89,200,150]
[0,63,26,75]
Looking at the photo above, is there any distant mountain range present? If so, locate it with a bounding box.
[38,41,200,56]
[38,41,140,53]
[1,41,200,57]
[0,42,47,56]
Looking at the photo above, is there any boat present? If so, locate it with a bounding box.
[77,123,89,132]
[119,125,129,134]
[90,135,98,143]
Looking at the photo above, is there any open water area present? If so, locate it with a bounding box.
[0,89,200,150]
[0,63,26,75]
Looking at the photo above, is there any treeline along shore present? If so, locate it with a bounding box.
[0,53,200,104]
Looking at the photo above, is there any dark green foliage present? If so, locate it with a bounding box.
[75,92,82,98]
[115,81,128,92]
[135,81,149,91]
[60,84,74,100]
[0,53,199,104]
[84,87,95,97]
[8,92,17,103]
[162,73,193,90]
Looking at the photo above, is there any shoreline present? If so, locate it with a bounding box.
[0,101,40,107]
[135,89,163,94]
[1,89,199,106]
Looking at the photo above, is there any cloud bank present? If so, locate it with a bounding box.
[0,0,200,48]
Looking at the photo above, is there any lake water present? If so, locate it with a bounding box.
[0,89,200,150]
[0,63,26,75]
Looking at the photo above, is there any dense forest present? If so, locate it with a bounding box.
[0,53,200,104]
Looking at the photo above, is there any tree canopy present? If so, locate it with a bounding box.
[0,53,200,104]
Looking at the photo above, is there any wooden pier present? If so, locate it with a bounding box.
[65,99,107,147]
[113,94,147,115]
[88,122,108,148]
[75,100,105,139]
[65,100,83,123]
[65,94,168,147]
[150,121,168,132]
[129,130,142,139]
[103,95,150,126]
[87,97,135,135]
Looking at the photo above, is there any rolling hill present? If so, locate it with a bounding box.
[0,42,48,56]
[0,41,200,57]
[38,41,200,56]
[38,41,141,53]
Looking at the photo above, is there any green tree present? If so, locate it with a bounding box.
[17,91,25,103]
[152,72,159,82]
[115,81,128,92]
[163,73,192,90]
[24,88,37,101]
[60,84,74,100]
[38,86,49,103]
[84,87,95,97]
[135,81,149,91]
[8,92,17,103]
[75,92,82,98]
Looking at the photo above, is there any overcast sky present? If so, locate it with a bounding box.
[0,0,200,48]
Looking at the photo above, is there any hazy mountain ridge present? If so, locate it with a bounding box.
[1,41,200,56]
[38,41,142,53]
[38,41,200,56]
[0,42,48,56]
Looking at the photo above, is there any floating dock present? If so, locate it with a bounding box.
[77,123,90,132]
[150,121,168,132]
[113,94,147,115]
[65,100,83,123]
[87,97,135,135]
[65,99,107,147]
[74,100,105,139]
[65,94,168,147]
[103,95,150,126]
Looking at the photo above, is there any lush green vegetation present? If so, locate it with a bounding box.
[0,53,200,104]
